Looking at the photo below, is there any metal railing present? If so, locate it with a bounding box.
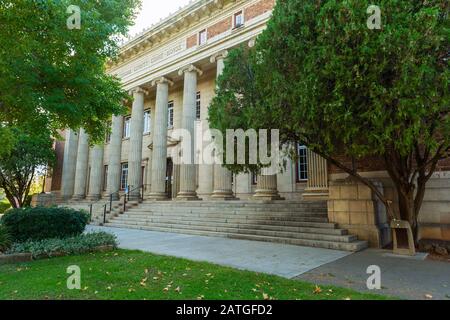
[88,184,145,224]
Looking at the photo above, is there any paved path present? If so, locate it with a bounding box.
[87,225,350,278]
[296,249,450,300]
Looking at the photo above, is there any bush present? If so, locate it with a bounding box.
[0,207,89,242]
[0,224,12,253]
[6,232,117,259]
[0,201,11,215]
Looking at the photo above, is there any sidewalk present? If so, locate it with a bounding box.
[296,249,450,300]
[87,225,350,278]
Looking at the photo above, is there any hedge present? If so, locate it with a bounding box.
[6,232,117,259]
[0,207,89,242]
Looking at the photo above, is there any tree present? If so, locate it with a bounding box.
[0,0,141,146]
[208,0,449,241]
[0,127,55,208]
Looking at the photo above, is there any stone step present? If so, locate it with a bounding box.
[138,202,327,210]
[107,220,355,242]
[117,214,336,228]
[110,216,347,235]
[131,207,327,214]
[119,211,329,223]
[104,223,367,252]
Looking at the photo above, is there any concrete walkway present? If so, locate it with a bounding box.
[87,225,350,278]
[296,249,450,300]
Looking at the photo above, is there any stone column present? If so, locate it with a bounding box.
[72,128,89,200]
[149,77,173,200]
[87,144,104,200]
[177,65,202,200]
[128,87,147,200]
[253,168,282,201]
[61,129,79,200]
[107,115,124,200]
[210,50,234,200]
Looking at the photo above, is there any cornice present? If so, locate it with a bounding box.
[107,0,243,69]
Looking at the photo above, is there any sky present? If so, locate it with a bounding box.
[126,0,193,39]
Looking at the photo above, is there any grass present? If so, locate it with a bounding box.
[0,249,391,300]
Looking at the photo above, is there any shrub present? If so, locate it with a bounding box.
[0,207,89,242]
[6,232,118,259]
[0,224,12,253]
[0,201,11,215]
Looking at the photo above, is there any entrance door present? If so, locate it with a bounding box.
[165,158,173,199]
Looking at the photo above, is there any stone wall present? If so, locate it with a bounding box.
[327,178,391,247]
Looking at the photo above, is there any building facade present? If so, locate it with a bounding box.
[46,0,450,248]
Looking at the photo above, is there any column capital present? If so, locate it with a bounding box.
[129,86,148,96]
[151,76,174,87]
[210,50,228,63]
[178,64,203,77]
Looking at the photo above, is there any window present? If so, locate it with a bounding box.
[123,116,131,138]
[103,165,108,191]
[196,92,201,120]
[105,121,111,143]
[234,11,244,28]
[143,110,151,134]
[168,101,174,128]
[199,29,207,45]
[120,163,129,190]
[296,145,308,181]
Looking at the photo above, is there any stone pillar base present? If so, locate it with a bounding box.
[302,189,329,201]
[176,192,201,201]
[86,195,101,201]
[211,191,237,201]
[72,194,86,201]
[147,193,169,201]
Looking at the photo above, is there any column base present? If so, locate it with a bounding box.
[86,194,101,201]
[252,190,284,201]
[147,193,169,201]
[72,194,86,201]
[302,188,329,201]
[176,191,201,201]
[211,191,236,200]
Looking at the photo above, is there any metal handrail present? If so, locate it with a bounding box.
[87,183,148,224]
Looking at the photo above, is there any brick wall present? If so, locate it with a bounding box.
[329,155,450,174]
[186,34,197,49]
[207,17,232,39]
[245,0,275,22]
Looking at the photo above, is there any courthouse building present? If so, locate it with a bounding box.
[44,0,450,251]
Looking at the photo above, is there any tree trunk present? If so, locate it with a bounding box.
[396,187,418,241]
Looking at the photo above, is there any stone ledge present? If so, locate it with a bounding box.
[0,253,32,265]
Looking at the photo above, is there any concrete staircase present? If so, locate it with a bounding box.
[104,200,368,252]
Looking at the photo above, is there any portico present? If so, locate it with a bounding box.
[58,0,329,204]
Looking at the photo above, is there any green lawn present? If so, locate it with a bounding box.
[0,249,390,300]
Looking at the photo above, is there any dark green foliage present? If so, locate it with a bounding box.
[209,0,449,238]
[6,232,117,259]
[0,225,12,253]
[0,202,11,215]
[0,0,141,146]
[1,207,89,242]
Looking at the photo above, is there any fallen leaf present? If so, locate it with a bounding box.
[262,293,269,300]
[175,286,181,293]
[425,294,433,299]
[313,285,322,294]
[163,287,169,292]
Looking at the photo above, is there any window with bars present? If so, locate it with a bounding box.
[234,11,244,28]
[199,29,207,45]
[196,92,201,120]
[123,116,131,138]
[143,110,151,134]
[296,145,308,182]
[120,163,128,190]
[168,101,174,128]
